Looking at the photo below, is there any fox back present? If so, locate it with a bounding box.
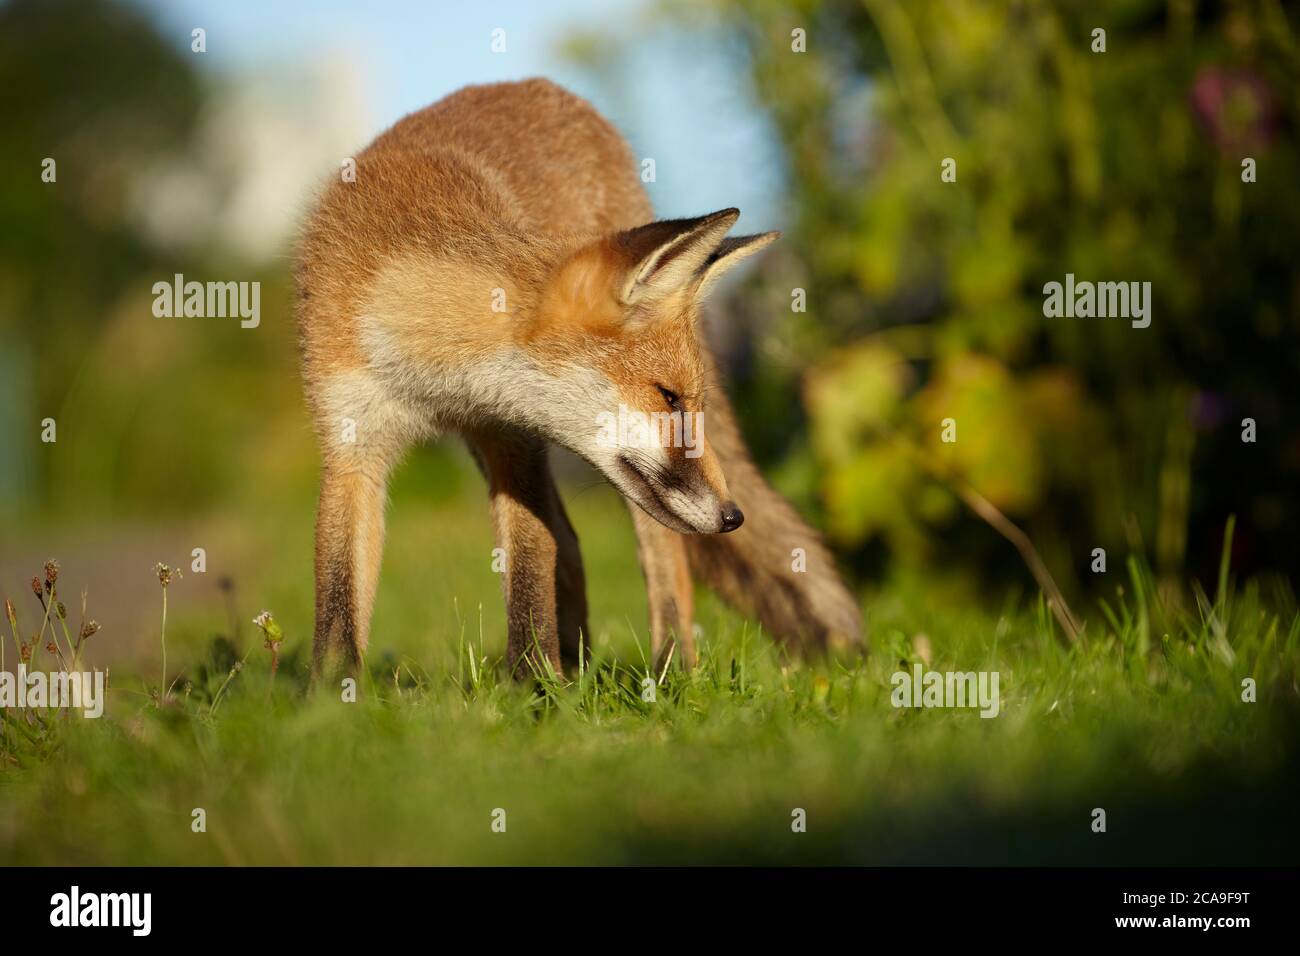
[296,78,650,384]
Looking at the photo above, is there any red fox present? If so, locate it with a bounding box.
[296,78,862,678]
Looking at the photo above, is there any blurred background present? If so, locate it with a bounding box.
[1,0,1297,668]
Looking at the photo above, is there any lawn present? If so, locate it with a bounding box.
[1,471,1297,866]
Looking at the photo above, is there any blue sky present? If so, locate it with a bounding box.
[132,0,785,230]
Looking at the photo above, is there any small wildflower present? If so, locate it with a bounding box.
[44,559,59,587]
[253,610,283,644]
[154,563,179,588]
[254,611,284,684]
[813,675,830,704]
[80,620,101,640]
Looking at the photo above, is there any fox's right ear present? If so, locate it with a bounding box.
[614,209,739,305]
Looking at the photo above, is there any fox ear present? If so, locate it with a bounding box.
[691,231,781,298]
[615,209,739,305]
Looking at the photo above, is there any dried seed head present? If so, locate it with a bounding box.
[44,559,59,587]
[19,642,31,663]
[30,577,42,598]
[154,563,179,588]
[55,601,67,620]
[80,620,101,640]
[45,641,57,655]
[4,599,16,631]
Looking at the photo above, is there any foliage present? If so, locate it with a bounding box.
[686,0,1300,593]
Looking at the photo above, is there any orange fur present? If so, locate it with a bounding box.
[296,78,862,678]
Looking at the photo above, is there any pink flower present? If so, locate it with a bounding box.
[1190,66,1277,155]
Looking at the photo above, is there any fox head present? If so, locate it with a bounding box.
[527,208,778,534]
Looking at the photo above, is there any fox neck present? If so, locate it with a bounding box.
[357,236,619,449]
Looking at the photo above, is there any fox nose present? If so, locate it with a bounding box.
[719,502,744,533]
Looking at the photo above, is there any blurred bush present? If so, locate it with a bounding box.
[678,0,1300,592]
[0,0,201,511]
[0,0,356,522]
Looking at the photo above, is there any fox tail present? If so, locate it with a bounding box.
[684,357,865,653]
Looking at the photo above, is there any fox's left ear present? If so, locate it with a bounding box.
[691,231,781,298]
[615,208,739,305]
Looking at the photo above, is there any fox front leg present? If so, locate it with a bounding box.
[469,431,566,680]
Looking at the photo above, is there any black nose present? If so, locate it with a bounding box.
[720,502,744,533]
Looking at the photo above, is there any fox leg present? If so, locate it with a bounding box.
[312,457,393,677]
[468,429,581,680]
[547,478,591,672]
[629,507,697,670]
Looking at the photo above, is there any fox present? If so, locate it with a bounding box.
[296,78,862,679]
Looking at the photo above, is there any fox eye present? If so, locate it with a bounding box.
[656,385,682,411]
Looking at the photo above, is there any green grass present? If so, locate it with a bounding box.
[1,484,1297,865]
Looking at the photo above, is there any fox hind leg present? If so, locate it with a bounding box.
[548,478,590,673]
[628,507,697,671]
[312,457,393,678]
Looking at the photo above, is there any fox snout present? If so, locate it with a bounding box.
[613,439,741,535]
